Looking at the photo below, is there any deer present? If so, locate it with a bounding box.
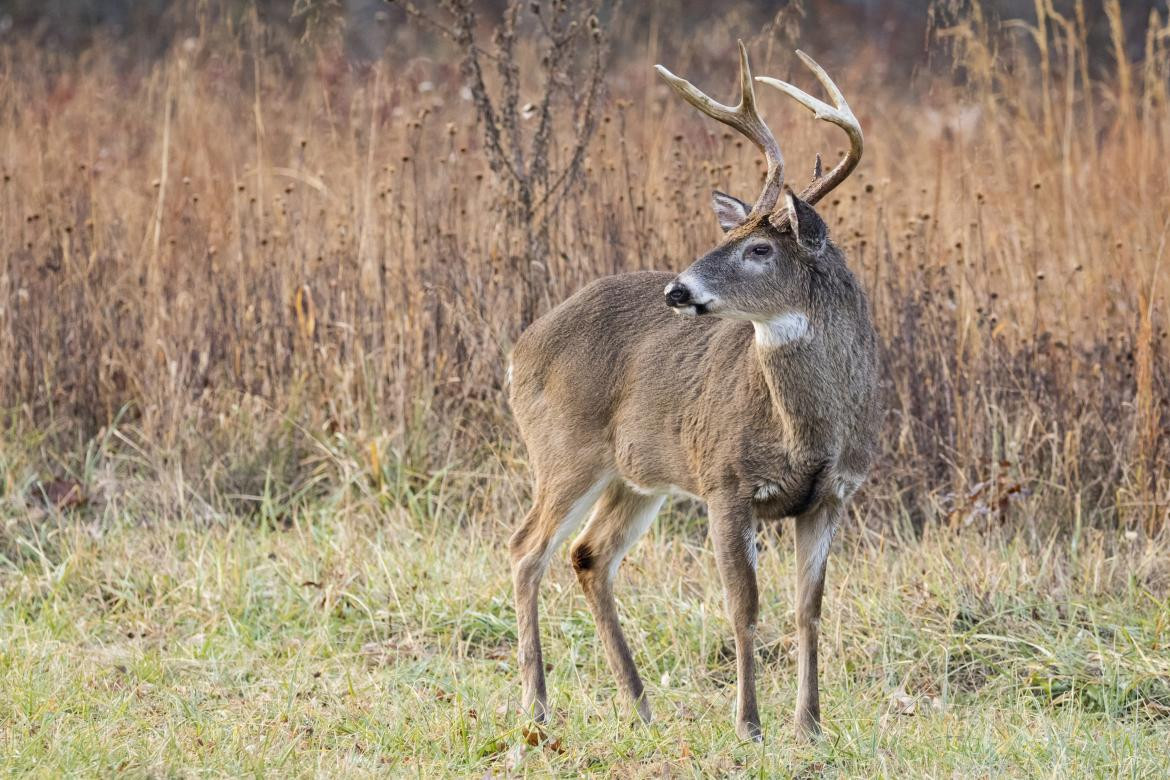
[507,40,878,741]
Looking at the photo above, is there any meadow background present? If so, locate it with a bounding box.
[1,0,1168,774]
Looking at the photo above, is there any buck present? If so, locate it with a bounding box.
[507,41,878,741]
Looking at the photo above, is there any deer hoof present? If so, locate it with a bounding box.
[795,715,821,742]
[736,720,763,742]
[635,695,653,724]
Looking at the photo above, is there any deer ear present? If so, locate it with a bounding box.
[785,190,827,254]
[711,190,751,232]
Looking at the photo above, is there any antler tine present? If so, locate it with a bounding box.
[656,41,786,218]
[755,50,863,225]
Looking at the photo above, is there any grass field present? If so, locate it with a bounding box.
[2,0,1170,775]
[3,455,1169,776]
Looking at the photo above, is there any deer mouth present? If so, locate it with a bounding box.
[668,300,712,317]
[664,278,716,315]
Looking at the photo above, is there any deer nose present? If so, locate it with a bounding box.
[664,281,692,308]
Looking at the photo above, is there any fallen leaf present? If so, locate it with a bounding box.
[37,478,86,509]
[521,724,565,753]
[890,687,917,715]
[477,739,507,758]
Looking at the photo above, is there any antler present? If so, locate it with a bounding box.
[755,50,863,226]
[655,41,785,219]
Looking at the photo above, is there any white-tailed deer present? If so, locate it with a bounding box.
[508,41,878,741]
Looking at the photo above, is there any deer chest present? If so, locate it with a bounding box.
[750,461,827,520]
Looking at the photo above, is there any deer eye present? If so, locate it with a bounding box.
[750,243,771,257]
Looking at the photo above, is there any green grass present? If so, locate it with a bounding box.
[2,464,1168,778]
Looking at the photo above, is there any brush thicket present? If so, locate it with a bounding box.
[0,2,1166,537]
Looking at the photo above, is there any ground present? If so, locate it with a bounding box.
[3,484,1167,777]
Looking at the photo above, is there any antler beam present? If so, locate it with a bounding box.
[655,41,786,218]
[755,50,863,225]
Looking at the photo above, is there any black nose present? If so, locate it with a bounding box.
[665,282,692,307]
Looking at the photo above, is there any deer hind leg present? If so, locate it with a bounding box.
[510,468,613,723]
[792,504,840,740]
[569,482,665,723]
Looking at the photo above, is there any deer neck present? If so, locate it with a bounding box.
[750,311,832,451]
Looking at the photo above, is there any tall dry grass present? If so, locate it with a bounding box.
[0,2,1167,538]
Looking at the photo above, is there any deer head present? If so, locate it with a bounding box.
[657,44,864,337]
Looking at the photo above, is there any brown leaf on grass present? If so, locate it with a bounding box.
[889,687,917,715]
[37,478,86,509]
[477,738,507,758]
[521,724,564,753]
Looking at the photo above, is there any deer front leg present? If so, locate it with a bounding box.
[792,505,839,739]
[709,499,761,741]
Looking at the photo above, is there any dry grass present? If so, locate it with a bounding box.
[1,0,1170,774]
[1,3,1167,534]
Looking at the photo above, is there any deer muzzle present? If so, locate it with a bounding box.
[664,279,713,315]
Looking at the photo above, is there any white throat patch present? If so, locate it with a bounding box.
[753,312,810,348]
